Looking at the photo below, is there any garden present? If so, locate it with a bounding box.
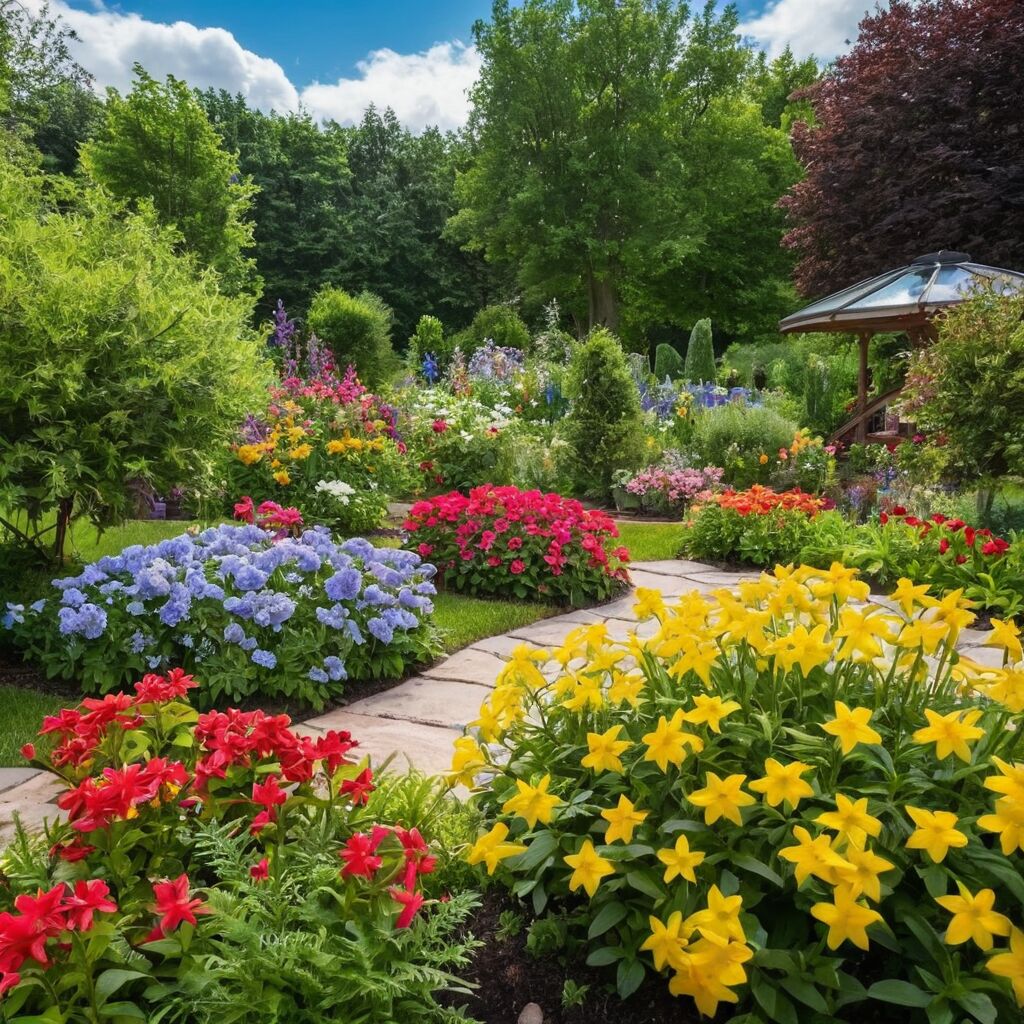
[2,0,1024,1021]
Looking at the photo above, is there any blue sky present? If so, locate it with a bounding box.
[47,0,867,130]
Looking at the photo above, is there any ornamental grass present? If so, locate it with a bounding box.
[454,564,1024,1021]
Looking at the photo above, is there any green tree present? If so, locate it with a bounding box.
[684,318,716,383]
[654,342,684,380]
[82,67,258,294]
[0,159,268,562]
[562,329,646,497]
[307,287,397,386]
[747,46,819,129]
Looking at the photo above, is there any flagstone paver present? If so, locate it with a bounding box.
[0,558,997,842]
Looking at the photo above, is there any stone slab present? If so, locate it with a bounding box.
[422,647,507,687]
[627,570,702,595]
[301,709,459,777]
[0,771,63,807]
[470,634,546,658]
[0,768,43,794]
[631,559,719,577]
[338,676,485,730]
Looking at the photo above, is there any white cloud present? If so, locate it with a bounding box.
[738,0,870,61]
[24,1,478,131]
[301,42,480,132]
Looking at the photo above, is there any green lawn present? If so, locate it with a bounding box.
[0,686,63,766]
[432,592,558,652]
[616,520,686,561]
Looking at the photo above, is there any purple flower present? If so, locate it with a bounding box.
[251,649,277,669]
[323,656,346,681]
[367,616,394,645]
[325,568,362,602]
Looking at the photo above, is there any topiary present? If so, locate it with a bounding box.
[561,329,647,499]
[307,287,396,387]
[683,317,716,384]
[653,342,685,381]
[408,314,450,373]
[467,304,530,354]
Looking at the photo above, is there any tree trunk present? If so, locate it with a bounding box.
[53,496,74,565]
[587,270,619,333]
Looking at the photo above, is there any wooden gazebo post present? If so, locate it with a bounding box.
[856,331,870,443]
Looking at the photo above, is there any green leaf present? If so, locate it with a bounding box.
[96,969,149,1005]
[953,990,998,1024]
[730,851,783,887]
[586,946,623,967]
[625,870,663,900]
[516,830,558,871]
[588,901,628,939]
[616,958,645,1000]
[100,1001,148,1020]
[868,980,933,1007]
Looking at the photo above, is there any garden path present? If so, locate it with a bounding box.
[0,558,1001,843]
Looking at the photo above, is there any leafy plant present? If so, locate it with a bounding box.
[307,287,397,387]
[684,318,716,384]
[457,571,1024,1021]
[653,343,685,381]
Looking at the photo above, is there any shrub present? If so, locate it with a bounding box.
[409,314,450,374]
[0,160,268,563]
[562,329,647,498]
[456,571,1024,1021]
[689,402,800,487]
[403,486,630,605]
[683,318,716,384]
[653,343,685,381]
[2,525,441,708]
[467,304,530,354]
[682,486,830,565]
[307,287,397,387]
[0,675,477,1022]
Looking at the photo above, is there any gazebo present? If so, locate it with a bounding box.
[778,251,1024,443]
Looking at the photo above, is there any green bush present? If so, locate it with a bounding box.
[466,304,530,354]
[689,403,798,486]
[562,329,647,498]
[653,342,685,381]
[307,287,397,386]
[683,318,716,384]
[683,501,821,565]
[408,313,450,370]
[0,160,268,563]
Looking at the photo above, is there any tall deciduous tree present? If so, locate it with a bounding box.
[781,0,1024,299]
[82,67,258,295]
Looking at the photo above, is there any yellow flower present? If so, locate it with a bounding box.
[466,823,528,875]
[687,929,752,987]
[560,673,604,712]
[687,771,755,826]
[236,444,264,465]
[608,670,645,707]
[766,623,834,676]
[890,577,937,616]
[987,618,1023,663]
[581,724,630,774]
[601,794,649,844]
[935,883,1011,951]
[685,884,745,943]
[272,469,291,486]
[822,701,882,754]
[496,644,548,690]
[896,618,949,654]
[905,805,969,863]
[656,833,706,883]
[668,960,741,1018]
[987,926,1024,1007]
[842,845,895,902]
[779,826,853,886]
[642,709,703,773]
[811,885,883,950]
[633,587,666,621]
[984,758,1024,804]
[985,668,1024,713]
[288,443,313,460]
[748,758,814,809]
[501,774,563,828]
[931,588,976,639]
[815,794,882,850]
[666,636,720,685]
[564,839,615,898]
[912,708,985,763]
[810,562,870,603]
[641,911,692,971]
[978,797,1024,855]
[683,693,741,734]
[448,736,487,788]
[834,607,895,662]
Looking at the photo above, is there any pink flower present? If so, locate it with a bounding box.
[233,496,255,523]
[250,859,270,882]
[510,559,526,575]
[389,887,425,929]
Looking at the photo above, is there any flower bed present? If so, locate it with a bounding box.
[2,525,440,707]
[455,569,1024,1021]
[618,459,723,517]
[404,486,630,605]
[0,673,476,1021]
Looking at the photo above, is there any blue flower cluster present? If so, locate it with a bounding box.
[5,525,440,707]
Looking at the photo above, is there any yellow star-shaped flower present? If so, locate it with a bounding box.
[890,577,936,616]
[564,839,615,898]
[842,845,895,902]
[815,794,882,850]
[987,618,1023,663]
[912,708,985,762]
[640,911,692,971]
[687,772,755,826]
[642,709,703,773]
[581,724,631,774]
[684,884,745,943]
[935,883,1011,951]
[779,825,853,886]
[811,885,883,950]
[601,794,649,844]
[656,833,706,884]
[748,758,814,809]
[466,823,528,875]
[987,926,1024,1007]
[821,701,882,754]
[978,797,1024,855]
[683,693,741,734]
[905,805,969,863]
[501,774,563,828]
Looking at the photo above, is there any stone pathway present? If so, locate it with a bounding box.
[0,558,1000,843]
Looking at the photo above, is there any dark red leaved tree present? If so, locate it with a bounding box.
[780,0,1024,298]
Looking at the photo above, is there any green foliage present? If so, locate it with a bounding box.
[0,160,268,561]
[562,329,647,497]
[307,286,397,386]
[653,342,685,381]
[465,304,531,354]
[81,67,258,295]
[683,502,819,565]
[683,318,716,383]
[900,292,1024,483]
[410,314,448,367]
[689,403,798,486]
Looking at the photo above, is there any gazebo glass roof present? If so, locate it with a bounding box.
[779,251,1024,333]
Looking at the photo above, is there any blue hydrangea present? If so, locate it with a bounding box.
[325,568,362,602]
[126,601,146,616]
[323,656,346,682]
[240,636,258,652]
[223,622,246,644]
[61,588,88,608]
[308,666,329,683]
[129,630,150,653]
[234,565,270,592]
[251,648,277,669]
[367,616,394,645]
[58,603,107,640]
[2,603,25,629]
[316,604,349,629]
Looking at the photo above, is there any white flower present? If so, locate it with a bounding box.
[315,479,356,504]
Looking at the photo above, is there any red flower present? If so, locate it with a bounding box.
[50,840,95,863]
[389,887,425,929]
[879,512,889,525]
[964,526,976,547]
[250,859,270,882]
[63,880,116,931]
[340,767,375,805]
[0,973,20,996]
[396,827,437,879]
[417,543,433,557]
[956,554,968,564]
[313,730,356,776]
[233,496,255,523]
[938,538,950,554]
[252,774,287,809]
[507,536,523,551]
[19,743,34,761]
[983,538,1010,556]
[431,419,449,433]
[149,875,209,939]
[339,833,384,879]
[487,555,502,567]
[892,505,907,517]
[134,668,197,704]
[509,559,526,575]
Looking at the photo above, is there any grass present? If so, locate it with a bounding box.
[0,686,63,766]
[615,520,686,562]
[432,592,558,652]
